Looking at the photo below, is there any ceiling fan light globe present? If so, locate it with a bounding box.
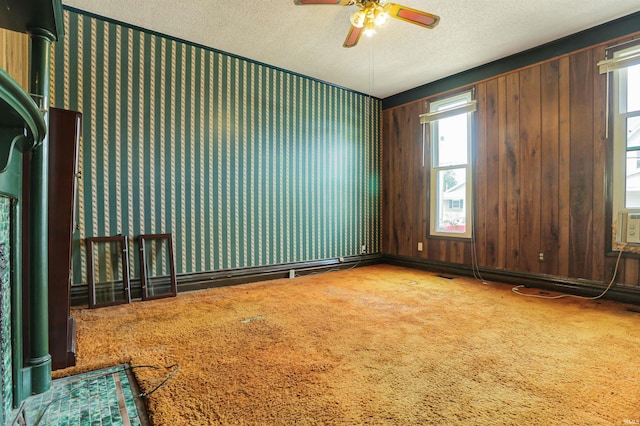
[364,16,375,36]
[374,10,388,25]
[350,10,366,27]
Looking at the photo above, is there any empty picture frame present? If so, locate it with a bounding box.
[86,235,131,309]
[138,233,177,301]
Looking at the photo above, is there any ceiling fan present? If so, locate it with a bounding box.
[293,0,440,48]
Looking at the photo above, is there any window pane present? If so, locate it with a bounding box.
[436,168,466,233]
[435,113,468,167]
[628,64,640,113]
[628,116,640,149]
[626,150,640,208]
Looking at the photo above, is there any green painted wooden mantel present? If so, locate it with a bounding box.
[52,8,382,289]
[0,0,65,418]
[0,65,45,424]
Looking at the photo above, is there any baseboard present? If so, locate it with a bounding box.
[70,253,640,306]
[383,254,640,305]
[71,254,383,306]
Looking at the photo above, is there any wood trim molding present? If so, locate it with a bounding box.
[71,253,640,307]
[71,254,384,306]
[383,254,640,305]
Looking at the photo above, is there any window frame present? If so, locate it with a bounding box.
[423,90,475,239]
[610,42,640,248]
[86,235,131,309]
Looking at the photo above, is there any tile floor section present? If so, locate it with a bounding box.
[21,365,145,426]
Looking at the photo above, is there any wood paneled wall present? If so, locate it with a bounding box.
[0,28,29,90]
[382,35,640,287]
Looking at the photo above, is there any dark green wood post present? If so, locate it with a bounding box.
[27,27,55,395]
[11,187,25,404]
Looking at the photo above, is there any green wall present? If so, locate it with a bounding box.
[51,9,381,285]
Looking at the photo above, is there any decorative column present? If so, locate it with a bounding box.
[27,27,55,395]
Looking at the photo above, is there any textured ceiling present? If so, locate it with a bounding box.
[62,0,640,99]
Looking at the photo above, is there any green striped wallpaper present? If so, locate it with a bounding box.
[51,9,381,285]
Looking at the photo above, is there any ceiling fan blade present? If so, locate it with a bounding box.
[383,3,440,29]
[343,25,363,48]
[293,0,352,4]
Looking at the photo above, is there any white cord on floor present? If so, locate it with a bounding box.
[512,244,626,300]
[470,221,489,285]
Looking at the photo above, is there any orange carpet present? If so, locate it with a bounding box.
[55,265,640,425]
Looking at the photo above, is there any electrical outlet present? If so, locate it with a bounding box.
[417,242,423,251]
[538,251,545,262]
[361,244,367,254]
[338,256,345,263]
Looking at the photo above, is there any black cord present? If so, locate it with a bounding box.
[294,259,362,278]
[32,363,179,425]
[135,364,179,398]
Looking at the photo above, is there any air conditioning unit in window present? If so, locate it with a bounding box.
[616,209,640,245]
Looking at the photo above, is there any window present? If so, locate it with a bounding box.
[421,91,475,238]
[604,43,640,226]
[448,200,463,210]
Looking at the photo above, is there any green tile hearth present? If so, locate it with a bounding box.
[20,364,145,426]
